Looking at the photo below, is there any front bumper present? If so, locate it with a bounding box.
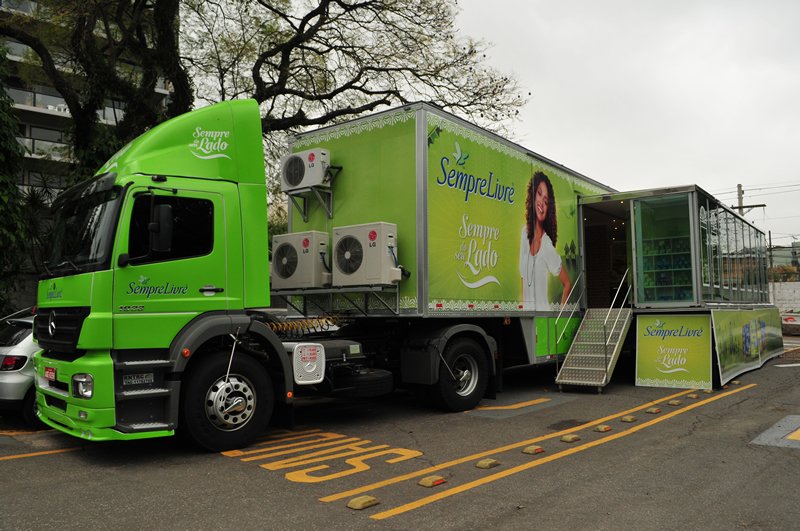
[34,349,173,442]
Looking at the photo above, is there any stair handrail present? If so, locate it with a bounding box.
[606,284,632,346]
[604,268,630,326]
[555,271,584,345]
[556,286,585,346]
[553,271,583,378]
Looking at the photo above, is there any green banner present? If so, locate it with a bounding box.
[426,114,603,313]
[636,314,712,389]
[711,308,783,384]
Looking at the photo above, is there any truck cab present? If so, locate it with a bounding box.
[33,100,296,450]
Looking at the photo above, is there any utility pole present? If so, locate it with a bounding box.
[769,230,773,268]
[737,184,744,215]
[733,184,766,215]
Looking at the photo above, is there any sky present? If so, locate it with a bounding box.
[457,0,800,246]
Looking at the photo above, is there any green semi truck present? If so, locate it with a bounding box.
[32,99,613,451]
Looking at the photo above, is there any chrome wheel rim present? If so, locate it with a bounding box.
[452,354,478,397]
[204,374,256,431]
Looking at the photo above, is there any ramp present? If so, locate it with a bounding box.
[555,307,632,391]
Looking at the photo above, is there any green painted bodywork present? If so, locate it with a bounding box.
[290,110,419,305]
[34,100,269,442]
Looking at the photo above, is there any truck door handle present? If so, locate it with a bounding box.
[199,286,224,294]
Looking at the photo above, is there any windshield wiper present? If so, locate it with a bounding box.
[45,259,83,274]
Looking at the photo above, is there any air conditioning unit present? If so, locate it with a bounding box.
[280,148,331,192]
[271,231,332,290]
[332,222,402,287]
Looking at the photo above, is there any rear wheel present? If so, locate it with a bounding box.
[180,354,273,451]
[435,337,489,411]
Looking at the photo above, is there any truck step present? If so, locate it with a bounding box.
[119,360,173,369]
[117,388,172,400]
[117,422,173,432]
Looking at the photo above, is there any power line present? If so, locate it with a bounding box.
[709,180,800,194]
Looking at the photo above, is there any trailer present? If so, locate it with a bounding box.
[31,99,782,451]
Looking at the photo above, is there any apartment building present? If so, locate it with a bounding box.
[1,0,170,193]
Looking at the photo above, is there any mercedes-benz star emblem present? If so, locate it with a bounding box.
[48,310,57,337]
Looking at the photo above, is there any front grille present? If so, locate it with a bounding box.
[48,380,69,393]
[41,350,85,362]
[34,307,90,353]
[45,394,67,411]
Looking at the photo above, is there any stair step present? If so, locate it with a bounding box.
[562,358,609,369]
[556,368,607,385]
[556,306,633,388]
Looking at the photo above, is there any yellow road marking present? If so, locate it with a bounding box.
[258,428,322,442]
[0,447,80,461]
[475,398,551,411]
[0,429,53,437]
[261,441,387,470]
[320,388,694,503]
[787,428,800,441]
[371,384,756,520]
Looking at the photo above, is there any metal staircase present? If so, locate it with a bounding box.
[556,270,633,392]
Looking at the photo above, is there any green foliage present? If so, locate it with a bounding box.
[0,47,26,313]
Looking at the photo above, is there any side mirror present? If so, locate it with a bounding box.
[149,204,174,253]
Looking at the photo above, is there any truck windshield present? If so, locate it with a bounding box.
[45,174,123,277]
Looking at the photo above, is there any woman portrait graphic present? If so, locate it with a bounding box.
[519,171,571,311]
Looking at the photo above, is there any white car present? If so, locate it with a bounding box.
[0,309,41,427]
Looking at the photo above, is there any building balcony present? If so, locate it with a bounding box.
[16,136,71,162]
[0,0,38,14]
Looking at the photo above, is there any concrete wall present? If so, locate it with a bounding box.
[769,281,800,311]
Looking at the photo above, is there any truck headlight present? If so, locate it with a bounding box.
[72,374,94,399]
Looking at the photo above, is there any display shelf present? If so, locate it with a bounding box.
[639,236,693,302]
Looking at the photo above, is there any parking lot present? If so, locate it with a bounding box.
[3,344,800,530]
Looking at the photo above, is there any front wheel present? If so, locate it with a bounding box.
[180,354,273,451]
[435,337,489,412]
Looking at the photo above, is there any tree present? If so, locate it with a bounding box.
[249,0,525,134]
[184,0,525,133]
[0,47,26,314]
[182,0,527,233]
[0,0,193,176]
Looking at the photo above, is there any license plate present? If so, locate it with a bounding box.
[123,373,154,386]
[44,366,56,381]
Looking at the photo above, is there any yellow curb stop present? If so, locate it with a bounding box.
[347,496,379,510]
[418,475,447,488]
[522,445,545,455]
[594,424,612,433]
[645,407,661,414]
[475,458,500,469]
[560,434,581,443]
[620,415,637,423]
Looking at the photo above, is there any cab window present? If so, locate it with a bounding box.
[128,195,214,263]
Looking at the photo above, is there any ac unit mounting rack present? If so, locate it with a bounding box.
[286,166,342,222]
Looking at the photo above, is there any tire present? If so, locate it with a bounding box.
[180,354,273,452]
[22,387,45,429]
[434,337,489,412]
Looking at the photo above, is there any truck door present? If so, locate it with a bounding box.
[112,187,229,348]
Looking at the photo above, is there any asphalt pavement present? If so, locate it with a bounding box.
[2,341,799,530]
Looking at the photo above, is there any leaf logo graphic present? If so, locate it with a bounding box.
[453,142,469,166]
